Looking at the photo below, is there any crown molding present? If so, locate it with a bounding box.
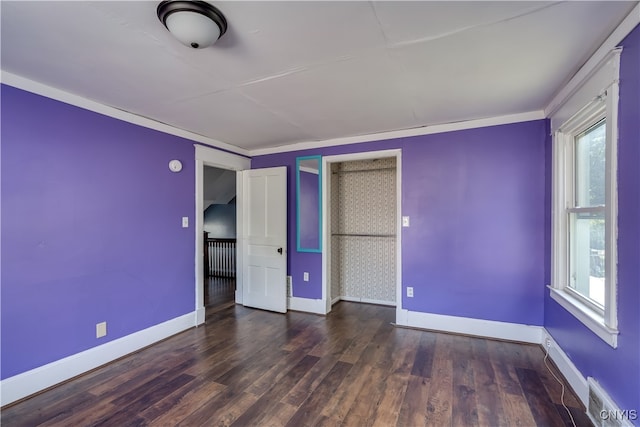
[249,110,545,156]
[0,71,249,157]
[545,3,640,117]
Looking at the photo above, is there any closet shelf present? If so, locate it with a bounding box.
[331,167,396,175]
[331,233,396,237]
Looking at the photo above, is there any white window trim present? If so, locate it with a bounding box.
[550,50,620,348]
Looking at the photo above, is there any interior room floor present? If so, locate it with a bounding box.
[1,301,591,426]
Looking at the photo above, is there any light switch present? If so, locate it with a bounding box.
[402,216,410,227]
[182,217,189,228]
[303,272,309,282]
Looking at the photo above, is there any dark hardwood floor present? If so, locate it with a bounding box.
[2,286,591,427]
[204,276,236,313]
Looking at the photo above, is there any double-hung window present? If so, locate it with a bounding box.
[550,49,620,348]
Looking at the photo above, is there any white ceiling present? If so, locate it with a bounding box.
[1,1,637,153]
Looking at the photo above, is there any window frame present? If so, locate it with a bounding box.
[567,117,606,314]
[550,69,619,348]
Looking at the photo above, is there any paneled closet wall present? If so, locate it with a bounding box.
[330,158,396,305]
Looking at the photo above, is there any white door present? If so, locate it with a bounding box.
[241,167,287,313]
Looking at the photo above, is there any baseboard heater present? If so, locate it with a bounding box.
[587,377,636,427]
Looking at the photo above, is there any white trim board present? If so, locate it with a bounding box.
[396,309,545,344]
[394,308,592,407]
[338,296,396,307]
[195,145,250,170]
[1,71,546,159]
[542,331,589,407]
[0,312,196,407]
[0,71,248,157]
[0,300,596,413]
[288,297,327,315]
[545,3,640,117]
[549,288,618,348]
[194,145,250,325]
[250,111,544,156]
[287,299,592,408]
[549,49,621,134]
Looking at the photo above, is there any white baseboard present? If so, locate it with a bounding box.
[542,331,589,407]
[336,296,396,307]
[396,309,544,344]
[0,312,196,407]
[288,297,327,315]
[0,303,595,414]
[195,307,206,325]
[394,309,590,408]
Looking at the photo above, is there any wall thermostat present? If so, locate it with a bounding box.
[169,159,183,173]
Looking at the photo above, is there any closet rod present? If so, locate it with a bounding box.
[331,167,396,175]
[331,233,396,237]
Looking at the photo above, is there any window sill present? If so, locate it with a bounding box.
[548,286,618,348]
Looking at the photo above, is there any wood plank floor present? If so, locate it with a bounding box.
[204,276,236,311]
[1,298,591,427]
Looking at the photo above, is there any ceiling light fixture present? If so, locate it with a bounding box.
[157,1,227,49]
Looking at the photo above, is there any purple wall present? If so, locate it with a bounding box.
[402,122,546,324]
[1,85,196,380]
[544,25,640,415]
[253,120,547,325]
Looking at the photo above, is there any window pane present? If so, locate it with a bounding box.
[569,211,605,307]
[575,120,606,207]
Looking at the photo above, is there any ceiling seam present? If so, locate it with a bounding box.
[234,53,358,89]
[387,1,564,50]
[369,1,391,46]
[232,2,566,92]
[236,89,320,142]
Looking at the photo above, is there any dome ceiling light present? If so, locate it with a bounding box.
[157,1,227,49]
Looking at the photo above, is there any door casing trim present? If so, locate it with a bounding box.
[194,145,250,325]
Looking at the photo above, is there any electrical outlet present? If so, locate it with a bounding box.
[287,276,292,297]
[96,322,107,338]
[545,337,552,348]
[407,286,414,297]
[303,272,309,282]
[182,216,189,228]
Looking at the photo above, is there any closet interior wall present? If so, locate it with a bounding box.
[330,158,396,306]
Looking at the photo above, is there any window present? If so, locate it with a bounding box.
[569,119,606,310]
[550,50,620,348]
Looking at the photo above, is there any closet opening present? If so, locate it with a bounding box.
[322,150,402,315]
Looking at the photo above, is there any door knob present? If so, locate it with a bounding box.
[277,247,283,255]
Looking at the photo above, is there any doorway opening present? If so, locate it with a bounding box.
[322,149,402,319]
[203,165,237,313]
[329,157,397,306]
[194,145,250,325]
